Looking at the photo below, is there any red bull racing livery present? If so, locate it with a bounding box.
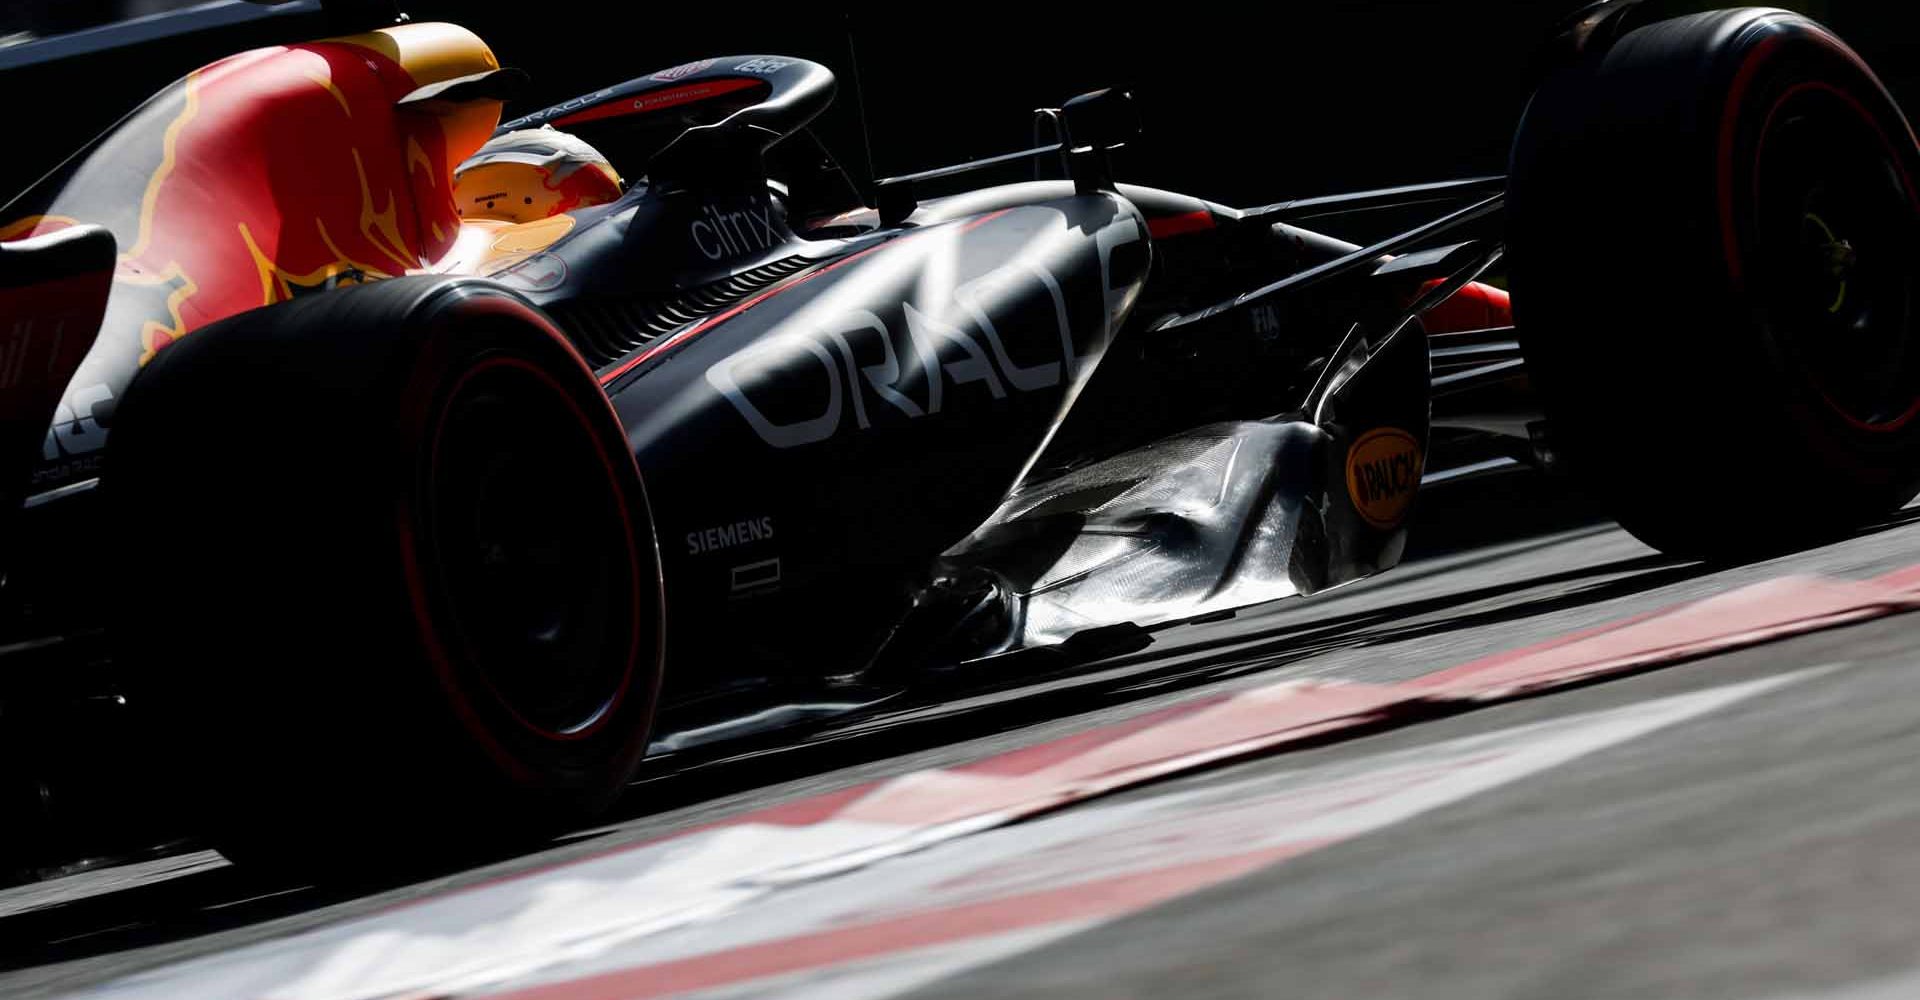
[5,0,1920,874]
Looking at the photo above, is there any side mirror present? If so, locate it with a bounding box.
[1061,88,1140,152]
[1060,89,1139,195]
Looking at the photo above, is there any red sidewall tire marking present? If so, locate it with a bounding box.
[1715,20,1920,435]
[393,291,657,785]
[422,355,641,742]
[1753,80,1920,433]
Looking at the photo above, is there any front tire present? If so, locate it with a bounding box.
[109,277,664,870]
[1510,7,1920,559]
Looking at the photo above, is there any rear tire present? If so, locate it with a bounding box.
[1510,8,1920,559]
[108,277,664,871]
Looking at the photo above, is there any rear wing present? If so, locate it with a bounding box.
[0,225,113,554]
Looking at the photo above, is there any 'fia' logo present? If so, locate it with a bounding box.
[1251,303,1283,339]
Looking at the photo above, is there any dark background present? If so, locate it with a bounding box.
[4,2,1920,215]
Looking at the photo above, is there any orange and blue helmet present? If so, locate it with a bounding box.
[453,126,623,224]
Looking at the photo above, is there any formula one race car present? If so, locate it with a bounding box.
[4,0,1918,868]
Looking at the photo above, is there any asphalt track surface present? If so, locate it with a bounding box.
[12,475,1920,998]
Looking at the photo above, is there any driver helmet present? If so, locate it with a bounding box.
[454,126,623,225]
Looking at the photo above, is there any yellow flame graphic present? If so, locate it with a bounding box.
[351,148,425,273]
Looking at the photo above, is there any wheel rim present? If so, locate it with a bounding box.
[423,356,638,740]
[1753,80,1920,432]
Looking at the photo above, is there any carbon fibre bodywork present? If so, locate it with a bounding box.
[474,144,1441,741]
[0,27,1505,853]
[483,159,1435,739]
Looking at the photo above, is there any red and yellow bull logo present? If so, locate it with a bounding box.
[2,22,502,366]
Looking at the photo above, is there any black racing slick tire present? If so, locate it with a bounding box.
[1510,8,1920,560]
[107,277,664,870]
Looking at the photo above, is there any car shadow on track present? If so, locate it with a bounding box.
[595,480,1685,818]
[0,829,629,982]
[2,862,322,969]
[8,473,1919,988]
